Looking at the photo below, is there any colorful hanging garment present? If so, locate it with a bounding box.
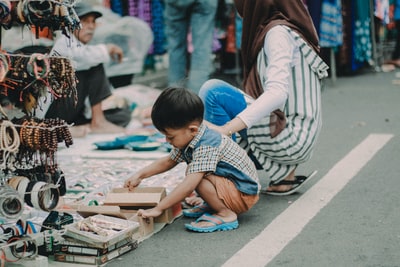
[375,0,390,25]
[110,0,123,16]
[151,0,166,55]
[352,0,373,70]
[235,12,242,49]
[319,0,343,47]
[128,0,153,54]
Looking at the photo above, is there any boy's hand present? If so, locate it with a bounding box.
[124,175,142,191]
[137,207,163,219]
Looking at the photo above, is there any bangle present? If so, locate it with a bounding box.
[31,182,46,210]
[224,121,234,136]
[16,177,30,198]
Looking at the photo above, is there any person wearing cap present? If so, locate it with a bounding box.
[43,2,128,136]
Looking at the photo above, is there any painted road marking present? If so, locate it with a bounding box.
[222,134,393,267]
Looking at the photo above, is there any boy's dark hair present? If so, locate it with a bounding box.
[151,87,204,132]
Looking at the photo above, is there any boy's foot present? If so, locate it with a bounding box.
[185,213,238,233]
[182,203,213,218]
[184,196,204,207]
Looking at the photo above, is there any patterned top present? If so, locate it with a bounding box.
[170,124,260,195]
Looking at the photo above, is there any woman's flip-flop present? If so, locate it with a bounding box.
[185,213,239,233]
[262,170,318,196]
[182,203,212,218]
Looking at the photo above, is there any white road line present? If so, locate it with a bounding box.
[222,134,393,267]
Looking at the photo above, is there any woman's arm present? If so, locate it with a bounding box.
[236,26,293,129]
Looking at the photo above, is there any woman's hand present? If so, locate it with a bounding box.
[206,118,248,137]
[203,120,227,135]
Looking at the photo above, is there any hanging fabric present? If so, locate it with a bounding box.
[319,0,343,47]
[375,0,390,25]
[151,0,166,55]
[352,0,373,70]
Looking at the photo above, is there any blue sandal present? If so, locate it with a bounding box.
[185,213,239,233]
[182,203,212,218]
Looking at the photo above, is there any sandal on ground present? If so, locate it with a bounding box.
[261,170,318,196]
[182,203,213,218]
[185,213,239,233]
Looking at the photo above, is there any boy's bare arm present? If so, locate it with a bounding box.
[124,155,177,189]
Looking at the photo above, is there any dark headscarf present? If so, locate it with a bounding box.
[234,0,320,98]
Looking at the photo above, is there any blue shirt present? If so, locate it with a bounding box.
[170,124,260,195]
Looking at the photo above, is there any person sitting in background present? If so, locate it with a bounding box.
[124,87,260,233]
[41,2,130,137]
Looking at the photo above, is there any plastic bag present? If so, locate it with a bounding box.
[91,7,154,77]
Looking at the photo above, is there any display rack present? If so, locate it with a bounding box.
[0,0,80,264]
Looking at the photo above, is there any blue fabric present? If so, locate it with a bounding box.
[395,0,400,20]
[352,0,372,70]
[319,0,343,47]
[199,79,246,126]
[199,79,248,141]
[151,0,166,54]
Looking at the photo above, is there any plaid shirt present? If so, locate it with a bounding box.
[170,124,260,195]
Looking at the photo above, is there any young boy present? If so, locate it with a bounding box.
[124,87,260,233]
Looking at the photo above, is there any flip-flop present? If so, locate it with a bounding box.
[182,203,212,218]
[261,170,318,196]
[185,213,239,233]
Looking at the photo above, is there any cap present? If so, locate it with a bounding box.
[73,2,102,19]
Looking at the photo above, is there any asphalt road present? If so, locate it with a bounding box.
[107,69,400,267]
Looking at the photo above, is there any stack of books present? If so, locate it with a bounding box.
[54,214,140,265]
[53,237,138,265]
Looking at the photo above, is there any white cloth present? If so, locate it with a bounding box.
[50,33,110,71]
[91,6,154,77]
[237,26,294,128]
